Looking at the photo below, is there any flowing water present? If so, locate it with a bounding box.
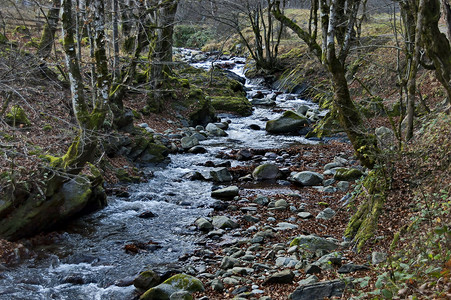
[0,52,324,300]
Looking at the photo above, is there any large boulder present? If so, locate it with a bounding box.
[210,96,253,116]
[289,279,349,300]
[134,270,161,293]
[252,163,280,180]
[266,110,309,134]
[140,274,204,300]
[291,171,324,186]
[186,89,216,126]
[0,165,107,240]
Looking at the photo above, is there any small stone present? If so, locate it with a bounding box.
[220,256,239,269]
[263,269,295,285]
[305,264,322,275]
[316,208,336,220]
[297,212,313,219]
[211,186,239,199]
[372,252,387,265]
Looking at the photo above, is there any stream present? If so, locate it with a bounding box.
[0,51,327,300]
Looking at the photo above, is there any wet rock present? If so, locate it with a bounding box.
[337,263,369,274]
[169,291,192,300]
[210,168,233,183]
[236,149,253,161]
[139,273,204,300]
[251,98,276,106]
[212,216,238,229]
[263,270,295,285]
[181,136,199,150]
[291,171,324,186]
[248,124,261,130]
[289,279,349,300]
[206,123,228,137]
[296,105,310,116]
[188,146,207,154]
[210,200,229,211]
[182,171,204,181]
[316,208,336,220]
[266,111,309,134]
[211,186,239,199]
[290,235,339,252]
[134,270,160,293]
[252,164,280,180]
[195,218,213,231]
[138,211,158,219]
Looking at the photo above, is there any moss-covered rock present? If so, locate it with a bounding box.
[185,88,216,126]
[334,168,364,181]
[0,171,106,241]
[134,270,161,293]
[266,110,309,134]
[210,96,253,116]
[5,105,31,127]
[140,274,204,300]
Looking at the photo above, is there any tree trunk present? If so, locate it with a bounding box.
[148,0,178,112]
[37,0,60,59]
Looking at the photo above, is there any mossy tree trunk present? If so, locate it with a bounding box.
[37,0,60,59]
[59,0,108,173]
[273,0,379,169]
[148,0,178,113]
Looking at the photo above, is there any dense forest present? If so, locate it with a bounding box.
[0,0,449,299]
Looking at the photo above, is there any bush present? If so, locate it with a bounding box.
[173,25,213,48]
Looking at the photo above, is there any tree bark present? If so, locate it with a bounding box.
[37,0,60,59]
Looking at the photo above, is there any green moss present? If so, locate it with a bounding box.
[334,168,364,181]
[5,105,31,127]
[140,274,204,300]
[210,96,252,116]
[317,202,329,206]
[14,25,29,35]
[43,124,52,131]
[0,33,8,44]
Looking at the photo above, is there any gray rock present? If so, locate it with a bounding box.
[274,222,298,231]
[210,167,233,182]
[181,136,199,149]
[296,104,310,116]
[210,279,224,292]
[305,264,322,275]
[188,146,207,154]
[316,208,336,220]
[206,123,228,136]
[292,171,324,186]
[337,181,350,192]
[274,199,288,209]
[372,252,387,265]
[220,256,240,269]
[252,164,280,180]
[169,291,192,300]
[297,212,313,219]
[297,275,319,286]
[263,269,295,285]
[211,186,239,199]
[223,277,239,285]
[324,162,343,170]
[266,111,309,134]
[195,218,213,231]
[289,279,349,300]
[290,235,339,252]
[133,270,160,292]
[276,257,299,268]
[212,216,238,229]
[254,195,269,205]
[337,263,369,274]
